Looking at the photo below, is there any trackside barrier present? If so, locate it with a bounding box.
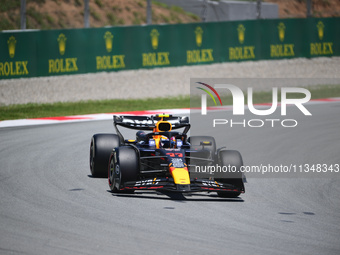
[0,17,339,79]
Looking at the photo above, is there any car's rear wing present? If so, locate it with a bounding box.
[113,115,190,141]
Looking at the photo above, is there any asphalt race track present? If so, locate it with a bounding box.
[1,102,339,255]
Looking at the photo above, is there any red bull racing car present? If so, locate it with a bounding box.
[90,114,245,198]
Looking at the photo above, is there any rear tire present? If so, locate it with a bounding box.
[216,150,244,198]
[90,134,121,178]
[108,146,139,193]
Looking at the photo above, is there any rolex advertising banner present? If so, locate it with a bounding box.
[37,29,88,76]
[0,17,339,79]
[305,18,337,58]
[259,19,305,59]
[0,31,38,78]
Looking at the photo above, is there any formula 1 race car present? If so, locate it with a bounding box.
[89,114,245,198]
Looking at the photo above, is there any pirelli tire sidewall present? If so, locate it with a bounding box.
[216,150,243,179]
[112,146,139,190]
[216,150,245,198]
[90,134,121,178]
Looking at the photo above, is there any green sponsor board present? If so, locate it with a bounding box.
[37,29,87,76]
[304,18,339,57]
[0,17,339,79]
[224,20,261,62]
[0,31,38,78]
[139,25,173,68]
[260,19,304,59]
[90,27,128,72]
[181,23,217,65]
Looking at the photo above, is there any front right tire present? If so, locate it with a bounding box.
[215,150,244,198]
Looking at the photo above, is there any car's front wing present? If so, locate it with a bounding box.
[120,177,244,193]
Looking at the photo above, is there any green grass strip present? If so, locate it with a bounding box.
[0,96,190,121]
[0,85,339,121]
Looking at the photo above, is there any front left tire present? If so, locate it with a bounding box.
[108,146,139,193]
[90,134,121,178]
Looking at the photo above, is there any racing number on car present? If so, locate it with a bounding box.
[166,152,183,157]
